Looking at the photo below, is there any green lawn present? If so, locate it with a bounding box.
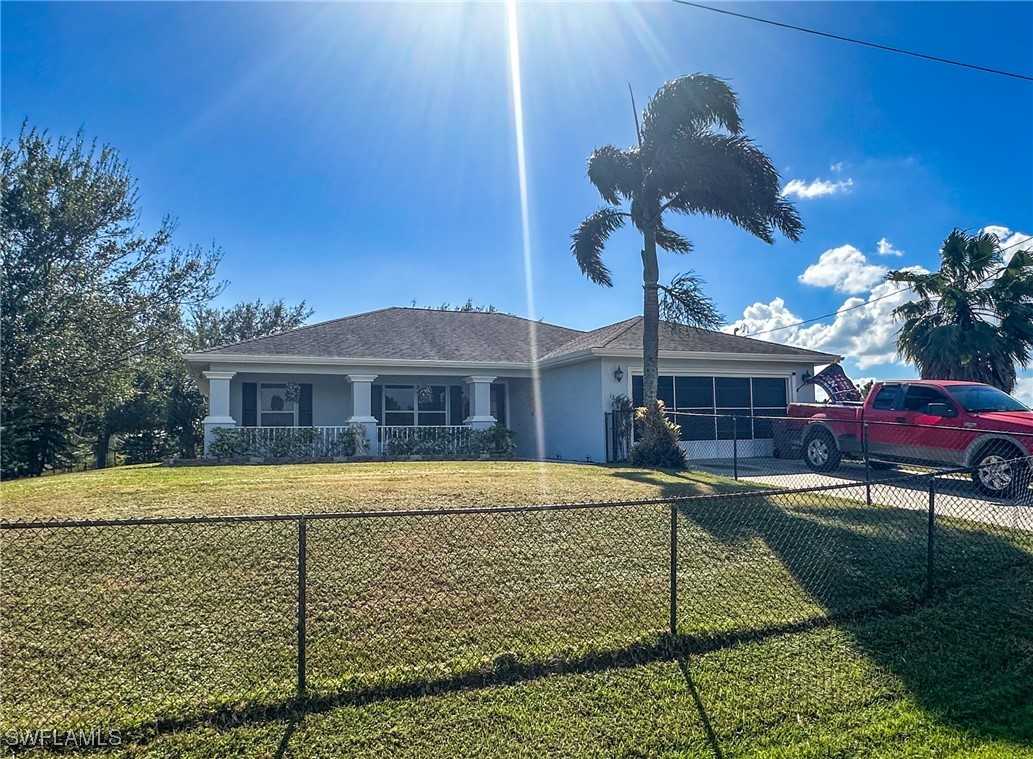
[1,462,1031,757]
[0,460,738,521]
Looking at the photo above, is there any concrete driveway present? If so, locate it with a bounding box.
[692,457,1033,532]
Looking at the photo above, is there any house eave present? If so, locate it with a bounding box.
[586,348,841,364]
[182,353,534,373]
[185,348,842,373]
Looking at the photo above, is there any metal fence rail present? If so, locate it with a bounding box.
[2,460,1031,740]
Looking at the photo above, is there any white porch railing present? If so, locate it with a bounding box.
[378,425,474,455]
[217,424,486,458]
[235,426,364,459]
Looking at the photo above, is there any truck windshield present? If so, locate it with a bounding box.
[946,385,1030,413]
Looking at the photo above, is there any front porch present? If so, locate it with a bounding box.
[200,371,522,458]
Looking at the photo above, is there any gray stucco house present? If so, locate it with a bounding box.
[184,307,839,461]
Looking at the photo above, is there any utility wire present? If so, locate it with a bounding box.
[669,0,1033,83]
[738,235,1033,338]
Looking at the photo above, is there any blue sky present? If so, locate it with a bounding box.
[3,1,1032,397]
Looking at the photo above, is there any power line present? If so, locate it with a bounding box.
[669,0,1033,83]
[738,234,1033,338]
[741,290,899,338]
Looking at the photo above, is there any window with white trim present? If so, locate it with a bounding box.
[260,383,298,427]
[383,385,448,426]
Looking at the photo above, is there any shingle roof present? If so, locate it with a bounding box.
[190,307,838,363]
[544,316,837,360]
[192,307,583,363]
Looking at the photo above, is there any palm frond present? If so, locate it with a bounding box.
[658,272,723,330]
[641,75,742,149]
[657,132,802,244]
[770,196,804,243]
[586,146,640,206]
[570,208,626,286]
[655,222,692,254]
[890,227,1033,391]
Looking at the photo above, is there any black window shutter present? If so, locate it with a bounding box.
[242,383,257,427]
[449,386,464,426]
[491,384,507,426]
[299,384,313,426]
[370,385,383,424]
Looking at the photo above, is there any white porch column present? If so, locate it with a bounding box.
[202,371,236,457]
[346,374,379,453]
[464,376,497,430]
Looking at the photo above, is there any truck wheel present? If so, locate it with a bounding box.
[804,428,841,473]
[972,444,1025,498]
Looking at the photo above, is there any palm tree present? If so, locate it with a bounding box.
[571,75,803,417]
[887,229,1033,393]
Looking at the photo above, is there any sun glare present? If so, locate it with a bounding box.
[506,1,550,482]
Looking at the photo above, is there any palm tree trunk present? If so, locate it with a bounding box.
[641,227,660,408]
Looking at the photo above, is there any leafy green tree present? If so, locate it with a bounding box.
[95,299,315,466]
[187,299,313,351]
[166,299,314,459]
[571,74,802,464]
[887,229,1033,393]
[1,126,221,477]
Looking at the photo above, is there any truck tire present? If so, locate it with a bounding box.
[971,443,1026,498]
[803,428,841,473]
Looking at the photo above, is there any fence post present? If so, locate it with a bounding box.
[297,517,308,697]
[863,421,872,507]
[926,479,935,599]
[731,416,739,481]
[669,502,678,638]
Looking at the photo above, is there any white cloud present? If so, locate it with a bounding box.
[980,225,1032,264]
[830,161,845,173]
[799,245,888,294]
[1013,375,1033,407]
[727,223,1031,377]
[725,274,926,370]
[782,177,854,199]
[876,237,904,256]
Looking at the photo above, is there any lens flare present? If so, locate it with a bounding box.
[506,1,548,474]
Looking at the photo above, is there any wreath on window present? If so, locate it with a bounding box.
[284,382,302,405]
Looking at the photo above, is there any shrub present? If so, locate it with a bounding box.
[120,429,177,464]
[384,424,515,457]
[629,401,686,469]
[385,427,459,456]
[208,426,367,460]
[467,423,516,456]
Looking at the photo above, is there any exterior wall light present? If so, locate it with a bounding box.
[614,365,624,383]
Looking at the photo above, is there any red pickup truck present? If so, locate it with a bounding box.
[780,380,1033,497]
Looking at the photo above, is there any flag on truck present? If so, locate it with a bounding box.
[803,364,863,403]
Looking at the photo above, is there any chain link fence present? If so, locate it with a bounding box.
[3,460,1031,743]
[607,408,1033,503]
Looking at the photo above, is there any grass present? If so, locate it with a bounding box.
[0,460,739,521]
[1,461,1031,757]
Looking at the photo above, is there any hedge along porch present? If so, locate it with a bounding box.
[185,307,838,462]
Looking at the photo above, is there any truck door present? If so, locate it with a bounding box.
[898,385,970,466]
[864,383,904,459]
